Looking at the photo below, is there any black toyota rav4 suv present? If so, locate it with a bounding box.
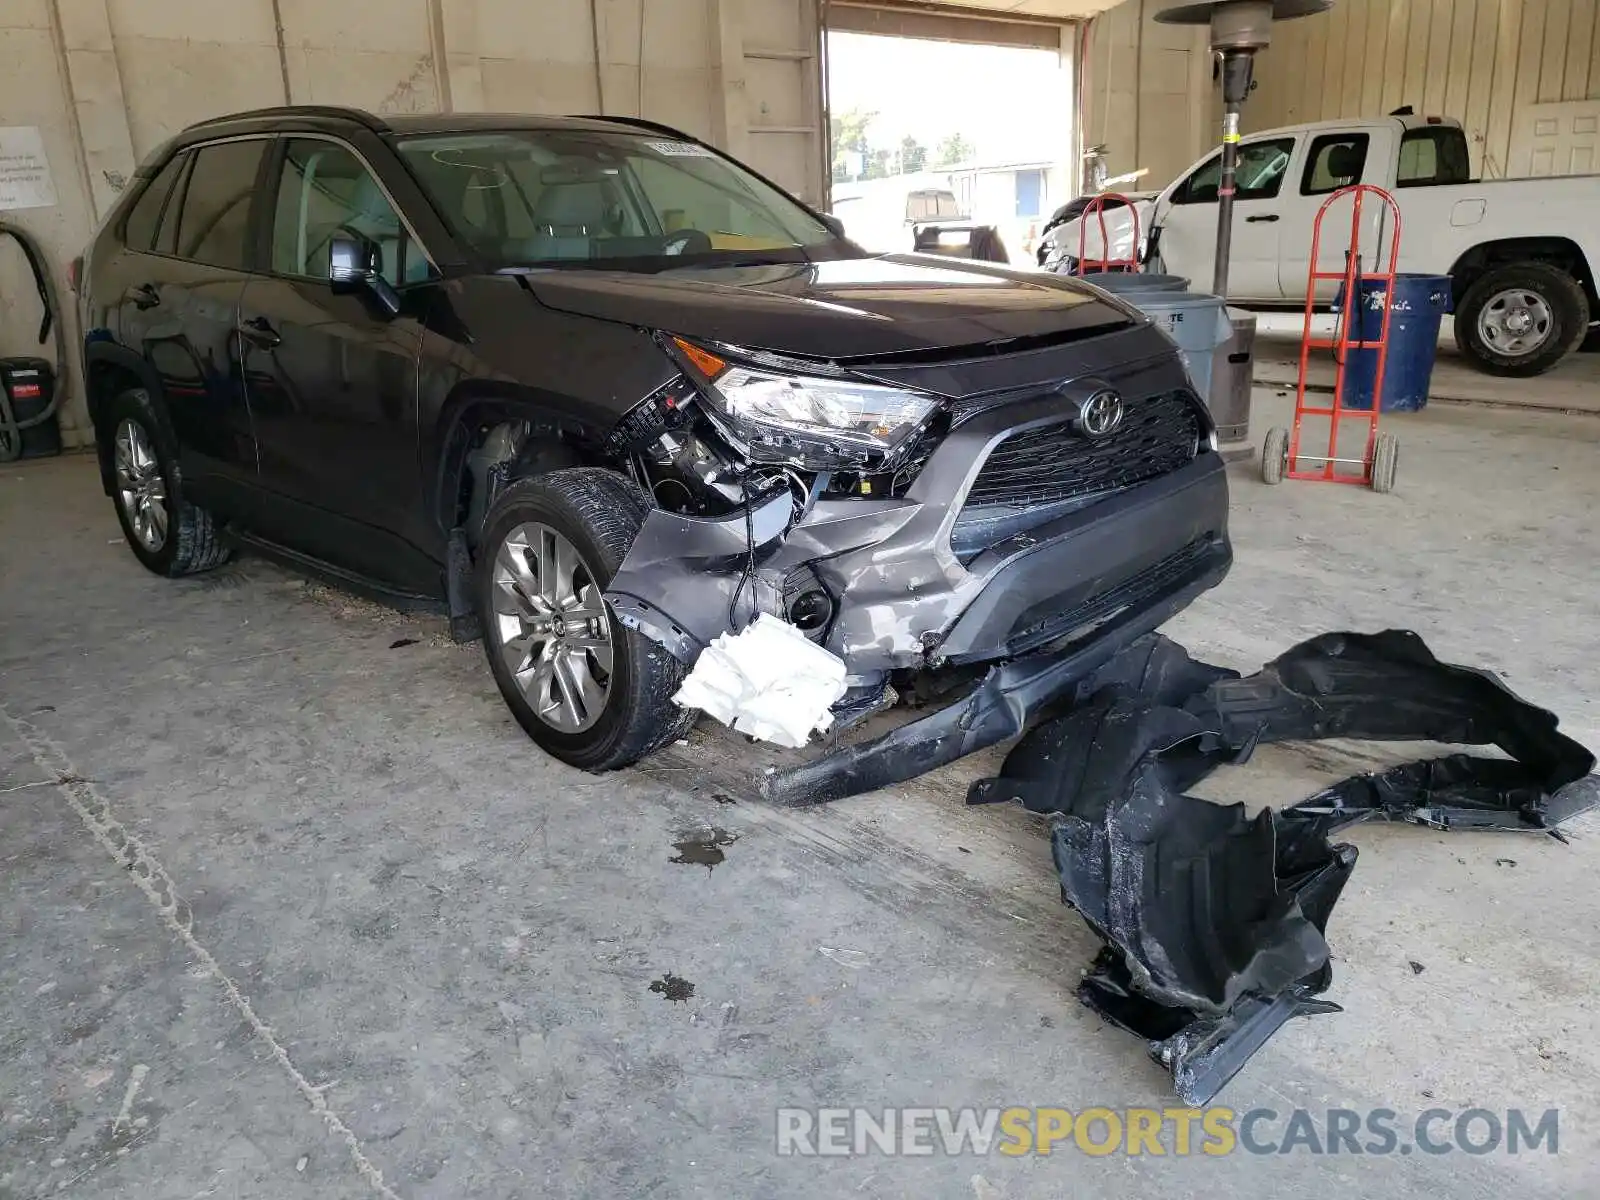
[81,106,1231,780]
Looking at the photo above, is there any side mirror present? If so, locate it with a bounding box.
[329,235,400,316]
[819,212,846,239]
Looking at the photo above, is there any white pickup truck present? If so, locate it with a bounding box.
[1041,114,1600,376]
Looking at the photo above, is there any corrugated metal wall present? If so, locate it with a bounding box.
[1248,0,1600,178]
[1082,2,1217,189]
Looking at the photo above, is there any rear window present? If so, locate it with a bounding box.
[123,154,187,252]
[1302,133,1369,195]
[172,140,267,270]
[1397,127,1472,186]
[906,189,962,221]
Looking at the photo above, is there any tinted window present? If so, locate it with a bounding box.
[1174,138,1295,204]
[396,129,842,270]
[123,154,187,252]
[153,155,191,255]
[270,139,429,286]
[173,140,266,269]
[1397,127,1472,186]
[1302,133,1369,195]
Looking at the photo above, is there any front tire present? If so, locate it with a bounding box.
[108,388,232,577]
[477,468,693,771]
[1454,262,1589,377]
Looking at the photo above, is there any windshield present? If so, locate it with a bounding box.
[395,129,847,270]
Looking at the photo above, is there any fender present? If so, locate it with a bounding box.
[83,338,176,495]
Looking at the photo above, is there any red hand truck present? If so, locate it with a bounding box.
[1074,192,1142,275]
[1262,184,1401,492]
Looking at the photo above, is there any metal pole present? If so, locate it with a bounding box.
[1211,49,1255,298]
[1212,104,1240,296]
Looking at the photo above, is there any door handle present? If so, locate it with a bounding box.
[1246,214,1280,223]
[238,316,282,349]
[126,283,161,310]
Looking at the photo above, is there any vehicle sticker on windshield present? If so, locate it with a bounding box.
[646,140,713,157]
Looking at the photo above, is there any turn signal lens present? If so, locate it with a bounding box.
[672,337,727,379]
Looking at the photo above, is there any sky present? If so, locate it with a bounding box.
[825,32,1072,167]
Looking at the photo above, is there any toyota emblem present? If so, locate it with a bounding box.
[1077,389,1125,438]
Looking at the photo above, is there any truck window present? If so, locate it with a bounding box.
[1173,138,1295,204]
[906,189,962,222]
[1301,134,1369,195]
[1397,127,1472,187]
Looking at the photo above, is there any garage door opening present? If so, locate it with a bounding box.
[824,9,1076,267]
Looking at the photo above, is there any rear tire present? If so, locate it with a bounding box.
[477,468,693,771]
[108,388,232,577]
[1453,262,1588,377]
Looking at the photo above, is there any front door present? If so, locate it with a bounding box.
[1152,135,1298,302]
[239,136,436,591]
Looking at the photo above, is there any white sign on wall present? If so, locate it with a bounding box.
[0,127,58,211]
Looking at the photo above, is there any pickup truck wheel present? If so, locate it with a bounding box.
[477,468,693,772]
[1454,263,1589,377]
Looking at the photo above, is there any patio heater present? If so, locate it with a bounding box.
[1154,0,1331,295]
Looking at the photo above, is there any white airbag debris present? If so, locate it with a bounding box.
[672,615,849,748]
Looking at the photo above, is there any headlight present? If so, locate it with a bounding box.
[673,340,938,472]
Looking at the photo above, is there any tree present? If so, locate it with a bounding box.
[830,108,875,182]
[862,148,894,180]
[935,132,974,168]
[899,135,928,175]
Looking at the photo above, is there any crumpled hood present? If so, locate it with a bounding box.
[516,254,1135,360]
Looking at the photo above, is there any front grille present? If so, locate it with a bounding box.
[964,390,1201,510]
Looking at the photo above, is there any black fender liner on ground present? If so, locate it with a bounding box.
[968,630,1599,1105]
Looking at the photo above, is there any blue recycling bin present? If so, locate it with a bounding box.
[1331,274,1452,411]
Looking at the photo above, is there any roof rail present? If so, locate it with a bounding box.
[570,114,700,142]
[184,105,389,133]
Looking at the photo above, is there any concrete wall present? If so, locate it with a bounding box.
[0,0,824,447]
[1079,0,1217,195]
[1248,0,1600,178]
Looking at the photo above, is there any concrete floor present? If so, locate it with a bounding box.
[2,391,1598,1199]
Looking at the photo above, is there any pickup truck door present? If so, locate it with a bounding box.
[1151,135,1298,302]
[1277,130,1395,302]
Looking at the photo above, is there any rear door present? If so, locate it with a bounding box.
[1152,135,1297,301]
[116,138,271,506]
[237,135,436,590]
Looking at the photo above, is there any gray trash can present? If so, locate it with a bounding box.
[1206,308,1257,448]
[1119,291,1233,404]
[1080,271,1191,294]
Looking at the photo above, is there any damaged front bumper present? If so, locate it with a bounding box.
[606,368,1232,684]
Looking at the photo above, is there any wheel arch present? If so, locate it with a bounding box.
[84,343,171,496]
[429,381,614,541]
[1448,238,1596,311]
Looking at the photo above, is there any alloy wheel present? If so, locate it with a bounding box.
[114,418,168,552]
[492,522,614,733]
